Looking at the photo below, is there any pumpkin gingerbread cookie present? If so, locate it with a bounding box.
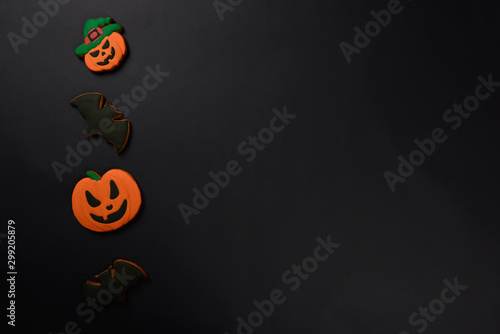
[72,169,142,232]
[75,17,127,72]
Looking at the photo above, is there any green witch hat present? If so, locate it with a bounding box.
[75,17,122,57]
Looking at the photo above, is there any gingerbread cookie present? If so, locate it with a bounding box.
[75,17,127,72]
[70,92,130,153]
[72,169,142,232]
[83,259,147,304]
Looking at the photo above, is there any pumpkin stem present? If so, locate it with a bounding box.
[86,170,101,181]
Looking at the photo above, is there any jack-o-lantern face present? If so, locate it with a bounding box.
[84,32,127,72]
[72,169,141,232]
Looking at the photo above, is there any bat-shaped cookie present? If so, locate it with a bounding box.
[70,92,130,153]
[82,259,147,304]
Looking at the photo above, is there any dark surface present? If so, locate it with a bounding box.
[1,0,500,333]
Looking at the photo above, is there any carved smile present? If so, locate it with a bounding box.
[90,199,127,224]
[97,47,116,66]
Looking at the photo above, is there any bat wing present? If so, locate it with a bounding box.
[112,259,147,303]
[101,119,130,153]
[114,259,148,282]
[82,278,104,301]
[70,93,103,115]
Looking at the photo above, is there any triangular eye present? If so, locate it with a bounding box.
[85,191,101,207]
[89,50,99,57]
[110,180,119,199]
[102,39,110,49]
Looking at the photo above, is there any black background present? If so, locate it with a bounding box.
[1,0,500,333]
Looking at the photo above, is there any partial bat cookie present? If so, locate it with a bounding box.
[70,92,130,153]
[82,259,147,304]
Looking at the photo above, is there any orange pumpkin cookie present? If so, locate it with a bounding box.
[72,169,141,232]
[75,17,127,72]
